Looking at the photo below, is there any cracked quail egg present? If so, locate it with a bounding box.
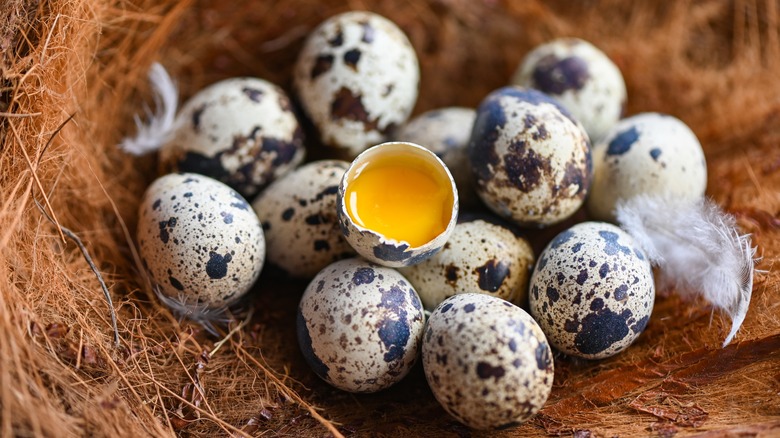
[159,77,305,199]
[294,11,420,157]
[252,160,355,278]
[512,38,627,143]
[394,107,479,207]
[529,221,654,359]
[469,86,592,227]
[423,293,554,430]
[137,173,265,310]
[337,142,458,267]
[297,258,425,393]
[587,112,708,221]
[399,219,534,310]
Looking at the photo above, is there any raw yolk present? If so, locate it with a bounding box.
[346,157,453,247]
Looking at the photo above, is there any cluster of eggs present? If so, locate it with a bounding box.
[134,10,708,431]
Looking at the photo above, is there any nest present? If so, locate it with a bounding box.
[2,0,780,436]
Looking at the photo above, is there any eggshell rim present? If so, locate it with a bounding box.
[338,141,459,267]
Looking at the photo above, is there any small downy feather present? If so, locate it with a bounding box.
[616,195,757,346]
[118,62,179,155]
[154,286,231,336]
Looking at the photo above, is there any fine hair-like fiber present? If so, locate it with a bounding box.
[2,1,780,436]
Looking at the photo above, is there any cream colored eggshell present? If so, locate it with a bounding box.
[399,220,534,310]
[159,77,305,198]
[587,113,708,221]
[394,107,479,207]
[337,142,459,268]
[252,160,355,278]
[137,173,265,308]
[294,11,420,157]
[423,293,554,429]
[513,38,627,143]
[529,222,654,359]
[469,87,592,227]
[297,258,425,393]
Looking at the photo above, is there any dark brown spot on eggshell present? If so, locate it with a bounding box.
[310,54,334,79]
[330,87,381,133]
[343,48,361,70]
[476,362,505,381]
[475,259,511,293]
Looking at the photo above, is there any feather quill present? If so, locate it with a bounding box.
[119,62,179,155]
[615,195,756,346]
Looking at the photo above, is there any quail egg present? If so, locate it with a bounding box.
[159,77,305,198]
[394,107,478,207]
[529,221,654,359]
[469,86,592,227]
[252,160,355,278]
[137,173,265,310]
[512,38,627,143]
[337,142,458,267]
[297,258,425,392]
[294,11,420,157]
[423,293,554,429]
[587,112,708,221]
[399,219,534,310]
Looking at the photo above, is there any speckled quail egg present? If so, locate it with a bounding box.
[137,173,265,310]
[294,11,420,158]
[399,219,534,310]
[469,86,592,227]
[587,113,708,221]
[159,77,305,199]
[337,142,458,267]
[394,107,478,207]
[512,38,627,143]
[252,160,355,278]
[297,258,425,392]
[423,293,554,429]
[529,222,654,359]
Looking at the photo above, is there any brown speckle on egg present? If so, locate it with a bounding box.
[294,11,420,157]
[253,161,355,278]
[468,87,592,227]
[399,219,534,309]
[529,222,654,359]
[423,294,553,429]
[297,258,425,393]
[588,113,707,221]
[159,78,305,199]
[512,38,627,143]
[137,173,265,310]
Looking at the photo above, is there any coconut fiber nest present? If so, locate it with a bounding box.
[2,0,780,436]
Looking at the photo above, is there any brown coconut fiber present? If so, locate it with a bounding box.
[2,0,780,436]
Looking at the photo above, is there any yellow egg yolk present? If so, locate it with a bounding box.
[346,156,453,247]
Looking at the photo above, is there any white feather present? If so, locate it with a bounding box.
[119,62,179,155]
[615,195,756,346]
[153,285,230,336]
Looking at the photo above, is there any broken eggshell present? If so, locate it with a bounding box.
[159,77,305,199]
[337,142,458,268]
[294,11,420,158]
